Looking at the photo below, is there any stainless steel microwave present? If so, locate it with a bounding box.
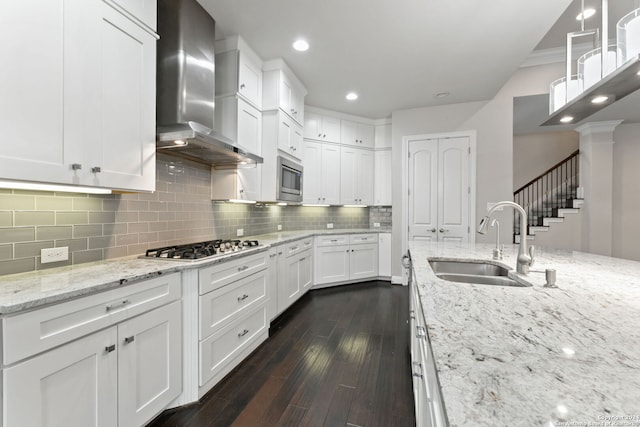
[277,156,303,202]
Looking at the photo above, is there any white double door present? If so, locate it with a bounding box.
[408,137,471,243]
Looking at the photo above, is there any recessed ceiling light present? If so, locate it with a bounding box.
[560,116,574,123]
[435,92,450,98]
[637,70,640,76]
[576,8,596,21]
[346,92,358,101]
[173,139,187,146]
[292,39,309,52]
[591,95,608,104]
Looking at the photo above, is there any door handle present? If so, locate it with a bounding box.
[439,228,449,233]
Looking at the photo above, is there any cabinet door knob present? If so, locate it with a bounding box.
[429,228,436,233]
[323,134,326,138]
[71,163,82,170]
[439,228,449,233]
[412,361,424,378]
[91,166,101,173]
[240,83,246,89]
[124,336,135,344]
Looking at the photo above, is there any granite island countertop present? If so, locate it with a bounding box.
[408,241,640,427]
[0,228,390,314]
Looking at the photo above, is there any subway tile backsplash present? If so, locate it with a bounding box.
[0,154,385,276]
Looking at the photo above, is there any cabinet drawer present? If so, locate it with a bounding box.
[315,234,349,247]
[350,233,377,244]
[3,272,181,365]
[199,251,268,295]
[199,304,267,386]
[199,270,267,339]
[284,238,311,258]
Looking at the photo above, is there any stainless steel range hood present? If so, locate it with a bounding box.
[156,0,263,167]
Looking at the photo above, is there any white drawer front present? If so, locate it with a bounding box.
[284,239,303,257]
[199,270,267,340]
[350,233,377,244]
[199,304,267,386]
[315,234,349,247]
[3,272,181,365]
[199,251,268,295]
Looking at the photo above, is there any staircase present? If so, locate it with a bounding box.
[513,150,583,243]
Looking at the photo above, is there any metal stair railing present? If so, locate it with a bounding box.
[513,150,579,241]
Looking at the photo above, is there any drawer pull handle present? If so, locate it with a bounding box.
[291,246,299,251]
[416,325,427,339]
[330,239,338,242]
[106,299,130,312]
[237,266,249,272]
[409,309,416,320]
[238,329,249,338]
[299,257,306,261]
[124,336,135,344]
[237,294,249,302]
[412,361,424,378]
[105,344,116,353]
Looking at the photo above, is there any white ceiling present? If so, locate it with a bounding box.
[197,0,572,119]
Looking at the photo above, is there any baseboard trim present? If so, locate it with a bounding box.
[391,275,404,285]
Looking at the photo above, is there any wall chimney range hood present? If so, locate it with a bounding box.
[156,0,263,167]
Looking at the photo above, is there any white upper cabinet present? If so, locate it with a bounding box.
[341,146,374,205]
[374,150,392,205]
[0,0,157,192]
[302,141,341,205]
[375,123,392,149]
[303,112,341,143]
[341,120,374,148]
[263,59,307,126]
[215,36,263,109]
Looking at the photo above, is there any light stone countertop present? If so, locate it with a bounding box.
[0,228,389,314]
[408,241,640,427]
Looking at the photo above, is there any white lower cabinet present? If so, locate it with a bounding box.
[277,238,313,314]
[4,327,118,427]
[197,251,269,395]
[314,234,379,285]
[378,232,392,277]
[3,273,183,427]
[410,266,447,427]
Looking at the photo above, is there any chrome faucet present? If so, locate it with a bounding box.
[490,218,502,260]
[478,201,534,274]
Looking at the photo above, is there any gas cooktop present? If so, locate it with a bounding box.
[144,239,262,261]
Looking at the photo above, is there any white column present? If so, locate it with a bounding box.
[575,120,622,256]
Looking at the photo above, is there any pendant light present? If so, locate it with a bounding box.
[543,0,640,126]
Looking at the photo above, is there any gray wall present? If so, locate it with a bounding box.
[390,62,566,276]
[613,123,640,261]
[513,131,579,190]
[0,154,370,276]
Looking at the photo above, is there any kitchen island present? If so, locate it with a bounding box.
[409,241,640,427]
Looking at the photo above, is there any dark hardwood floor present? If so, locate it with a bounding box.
[148,281,415,427]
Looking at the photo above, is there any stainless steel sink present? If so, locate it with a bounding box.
[428,259,530,287]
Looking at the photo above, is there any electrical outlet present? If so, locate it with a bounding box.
[237,228,244,237]
[373,222,381,228]
[327,223,334,229]
[41,246,69,264]
[277,224,282,231]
